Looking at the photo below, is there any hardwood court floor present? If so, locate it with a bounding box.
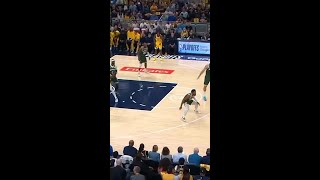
[110,55,210,156]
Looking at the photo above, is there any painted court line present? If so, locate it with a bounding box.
[110,113,210,140]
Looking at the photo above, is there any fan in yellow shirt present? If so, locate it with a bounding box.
[181,28,189,39]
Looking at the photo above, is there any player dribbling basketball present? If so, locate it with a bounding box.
[179,89,200,121]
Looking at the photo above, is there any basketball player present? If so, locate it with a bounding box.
[179,89,200,121]
[197,63,210,101]
[110,76,118,103]
[137,43,149,76]
[110,59,119,91]
[154,31,163,61]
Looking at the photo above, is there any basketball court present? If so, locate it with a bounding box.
[110,55,210,156]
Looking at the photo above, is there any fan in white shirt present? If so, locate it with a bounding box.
[172,146,188,163]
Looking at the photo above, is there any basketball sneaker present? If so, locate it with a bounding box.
[181,116,186,121]
[115,98,118,103]
[203,96,207,101]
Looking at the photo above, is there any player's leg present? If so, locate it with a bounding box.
[182,103,189,120]
[130,40,135,55]
[110,84,118,102]
[153,46,158,61]
[191,101,200,113]
[159,45,163,61]
[159,44,163,56]
[203,76,210,101]
[133,41,138,56]
[126,40,132,54]
[144,62,148,73]
[138,61,142,76]
[111,80,119,91]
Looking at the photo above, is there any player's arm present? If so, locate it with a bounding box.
[192,96,200,106]
[197,64,209,79]
[179,94,190,110]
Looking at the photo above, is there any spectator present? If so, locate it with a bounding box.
[174,158,185,176]
[124,11,130,20]
[130,153,149,176]
[110,144,114,157]
[179,9,189,19]
[130,166,146,180]
[188,8,196,21]
[142,3,150,14]
[148,145,160,162]
[139,19,146,28]
[136,0,143,12]
[180,166,193,180]
[167,3,176,12]
[139,32,147,46]
[173,146,187,163]
[132,20,139,28]
[188,148,202,166]
[200,148,210,165]
[162,165,179,180]
[129,1,137,12]
[180,28,189,39]
[111,9,118,18]
[167,32,176,55]
[116,0,124,5]
[161,146,173,162]
[110,151,120,167]
[165,22,172,31]
[149,25,155,34]
[188,31,195,39]
[185,22,193,32]
[120,154,134,171]
[110,159,127,180]
[200,13,207,22]
[159,158,172,174]
[123,140,138,157]
[118,28,127,53]
[150,2,158,13]
[138,143,148,159]
[145,32,154,53]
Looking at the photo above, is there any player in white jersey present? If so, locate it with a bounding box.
[110,76,118,103]
[179,89,200,121]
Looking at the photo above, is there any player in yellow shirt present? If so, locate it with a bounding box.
[154,31,163,61]
[126,27,134,55]
[132,30,141,55]
[110,27,115,57]
[113,30,120,54]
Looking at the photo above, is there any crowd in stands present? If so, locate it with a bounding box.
[109,0,210,57]
[110,140,211,180]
